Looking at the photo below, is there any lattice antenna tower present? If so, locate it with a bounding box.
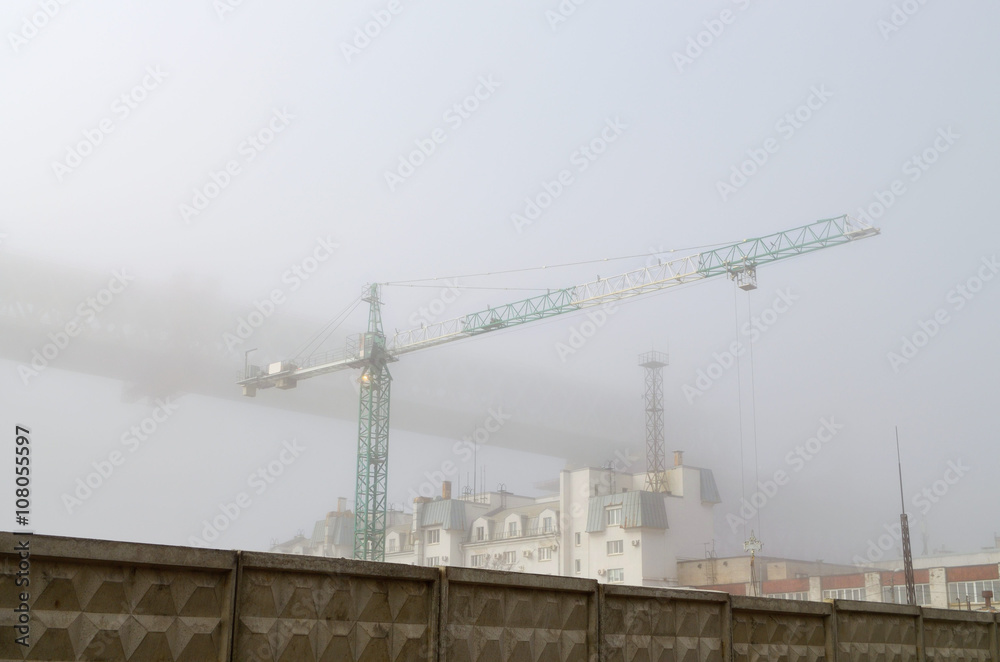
[639,350,669,492]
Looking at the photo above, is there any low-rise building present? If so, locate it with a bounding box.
[272,453,722,587]
[682,538,1000,611]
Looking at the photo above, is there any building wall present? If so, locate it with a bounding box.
[638,527,672,586]
[275,465,717,591]
[662,468,715,561]
[679,556,754,586]
[695,559,1000,612]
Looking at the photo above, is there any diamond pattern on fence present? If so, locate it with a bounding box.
[924,619,993,662]
[732,610,826,662]
[603,595,724,662]
[234,569,433,662]
[0,560,229,661]
[836,611,918,662]
[443,584,590,662]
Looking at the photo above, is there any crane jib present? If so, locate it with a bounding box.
[459,288,578,334]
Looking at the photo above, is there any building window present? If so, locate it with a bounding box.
[426,556,439,566]
[575,532,581,546]
[475,526,485,541]
[883,584,932,605]
[606,507,622,526]
[822,588,866,600]
[539,546,552,561]
[607,568,625,583]
[502,551,516,565]
[508,521,518,536]
[471,554,487,567]
[575,559,581,574]
[767,592,809,601]
[427,529,440,544]
[607,540,623,555]
[948,580,1000,604]
[387,538,397,553]
[543,516,553,533]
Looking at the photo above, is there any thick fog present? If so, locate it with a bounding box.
[2,1,997,566]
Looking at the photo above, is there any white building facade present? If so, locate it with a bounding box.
[275,456,720,587]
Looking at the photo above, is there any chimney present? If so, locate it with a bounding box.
[674,450,684,467]
[337,497,347,512]
[442,481,452,500]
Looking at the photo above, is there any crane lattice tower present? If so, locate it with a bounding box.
[640,351,669,492]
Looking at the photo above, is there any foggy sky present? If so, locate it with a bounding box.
[2,0,998,565]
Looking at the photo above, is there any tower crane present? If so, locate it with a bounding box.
[238,214,879,561]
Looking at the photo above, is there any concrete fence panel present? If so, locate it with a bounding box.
[921,608,995,662]
[0,532,236,661]
[233,551,439,662]
[440,566,597,662]
[601,585,729,662]
[834,600,921,662]
[731,595,831,662]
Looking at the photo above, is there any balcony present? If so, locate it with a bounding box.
[466,526,559,543]
[385,543,414,555]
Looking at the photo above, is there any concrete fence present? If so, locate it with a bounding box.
[2,532,998,661]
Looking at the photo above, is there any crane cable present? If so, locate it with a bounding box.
[291,294,364,362]
[733,289,748,544]
[746,293,763,545]
[381,239,737,287]
[733,286,763,548]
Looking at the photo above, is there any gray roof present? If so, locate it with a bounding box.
[420,499,467,531]
[585,491,668,532]
[311,514,354,547]
[700,469,721,503]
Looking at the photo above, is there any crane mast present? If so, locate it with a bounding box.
[354,284,394,560]
[238,214,879,561]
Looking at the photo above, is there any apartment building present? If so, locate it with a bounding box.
[273,453,722,587]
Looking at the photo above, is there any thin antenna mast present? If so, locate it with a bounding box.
[896,426,916,606]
